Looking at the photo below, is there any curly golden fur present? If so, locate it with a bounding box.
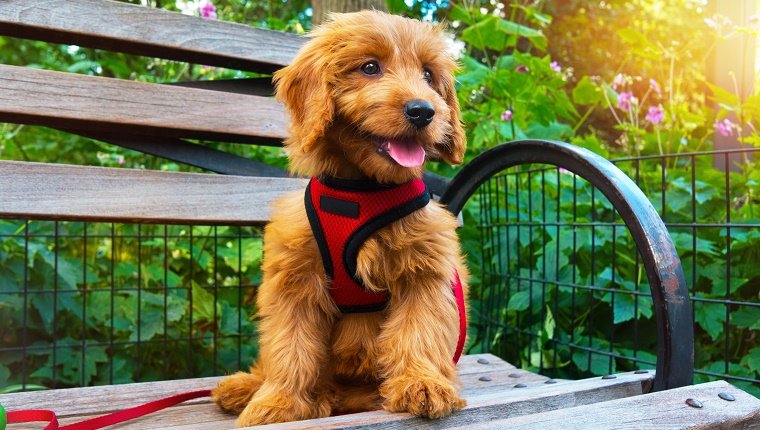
[211,11,469,426]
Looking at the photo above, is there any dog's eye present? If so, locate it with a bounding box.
[423,68,433,83]
[361,61,380,76]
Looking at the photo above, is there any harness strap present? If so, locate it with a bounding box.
[5,389,211,430]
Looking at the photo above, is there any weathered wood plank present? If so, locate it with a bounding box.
[248,372,654,430]
[1,365,656,430]
[0,354,505,419]
[0,64,289,144]
[0,0,303,74]
[455,380,760,430]
[0,160,306,224]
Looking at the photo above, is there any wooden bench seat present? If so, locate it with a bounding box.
[3,355,757,429]
[1,1,758,429]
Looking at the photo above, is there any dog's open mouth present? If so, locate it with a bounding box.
[375,137,426,168]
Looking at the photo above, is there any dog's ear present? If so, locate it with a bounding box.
[273,41,334,154]
[437,70,467,165]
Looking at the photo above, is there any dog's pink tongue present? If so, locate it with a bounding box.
[386,139,426,168]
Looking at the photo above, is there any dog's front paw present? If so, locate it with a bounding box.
[381,376,466,419]
[212,371,263,414]
[236,388,332,427]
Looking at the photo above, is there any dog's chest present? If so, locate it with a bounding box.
[305,177,430,313]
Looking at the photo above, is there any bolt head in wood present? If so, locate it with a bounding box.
[478,376,492,382]
[634,370,649,374]
[508,373,521,378]
[514,383,527,388]
[477,358,490,365]
[685,398,703,408]
[602,374,617,379]
[718,392,736,402]
[544,379,557,384]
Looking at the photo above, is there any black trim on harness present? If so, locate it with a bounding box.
[319,176,397,192]
[343,190,431,287]
[338,301,389,314]
[304,180,334,279]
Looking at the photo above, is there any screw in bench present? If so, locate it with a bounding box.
[477,358,490,365]
[718,392,736,401]
[479,376,492,382]
[544,379,557,384]
[634,370,649,374]
[685,398,704,408]
[514,383,527,388]
[602,375,617,379]
[508,373,521,378]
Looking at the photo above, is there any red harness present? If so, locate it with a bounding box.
[305,176,466,363]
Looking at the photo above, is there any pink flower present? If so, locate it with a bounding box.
[516,65,529,74]
[715,118,737,137]
[645,105,665,125]
[612,73,626,90]
[199,0,217,19]
[649,78,661,96]
[501,110,513,121]
[550,61,562,73]
[617,91,637,111]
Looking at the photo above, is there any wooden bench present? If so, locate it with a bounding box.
[0,1,758,428]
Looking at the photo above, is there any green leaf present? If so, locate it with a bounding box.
[694,301,725,341]
[733,307,760,330]
[461,16,507,51]
[741,346,760,372]
[706,82,739,107]
[572,76,602,106]
[449,4,473,24]
[507,290,530,311]
[386,0,407,15]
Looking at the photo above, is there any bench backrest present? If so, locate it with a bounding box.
[0,0,308,225]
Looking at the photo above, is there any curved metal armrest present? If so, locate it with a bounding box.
[441,139,693,391]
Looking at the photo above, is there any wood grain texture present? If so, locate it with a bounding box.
[455,380,760,430]
[0,0,303,74]
[251,372,654,430]
[1,355,655,430]
[0,160,307,225]
[0,64,288,144]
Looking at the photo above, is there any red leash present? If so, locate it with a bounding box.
[6,389,211,430]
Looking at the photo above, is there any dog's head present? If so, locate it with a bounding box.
[274,11,466,183]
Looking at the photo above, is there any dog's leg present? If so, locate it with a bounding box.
[232,273,335,426]
[376,273,466,419]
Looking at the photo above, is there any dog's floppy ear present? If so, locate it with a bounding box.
[437,70,467,165]
[273,40,334,154]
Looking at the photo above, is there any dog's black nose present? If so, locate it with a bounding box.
[404,100,435,129]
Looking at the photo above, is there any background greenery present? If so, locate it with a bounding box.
[0,0,757,396]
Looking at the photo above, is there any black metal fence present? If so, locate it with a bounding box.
[465,147,759,397]
[0,222,261,393]
[0,148,758,397]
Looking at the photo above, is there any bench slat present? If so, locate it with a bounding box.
[0,0,302,74]
[0,64,288,144]
[251,372,654,430]
[0,160,306,225]
[0,354,502,418]
[456,380,760,430]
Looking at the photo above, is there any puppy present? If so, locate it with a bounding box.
[212,11,469,426]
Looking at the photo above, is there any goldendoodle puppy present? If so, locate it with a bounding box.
[212,10,469,426]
